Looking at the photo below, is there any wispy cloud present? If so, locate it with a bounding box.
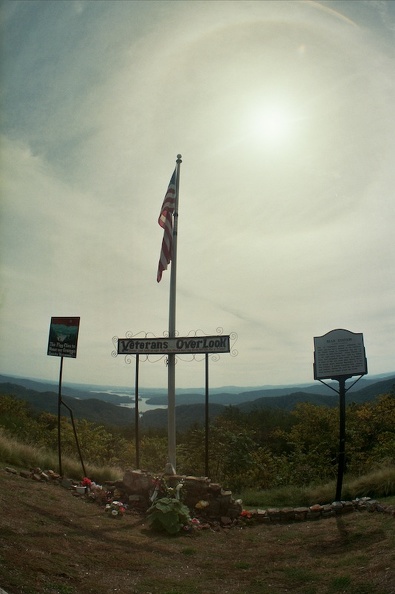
[1,0,394,388]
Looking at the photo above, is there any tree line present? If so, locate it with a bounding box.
[0,391,394,491]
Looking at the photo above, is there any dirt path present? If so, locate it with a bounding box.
[1,468,394,594]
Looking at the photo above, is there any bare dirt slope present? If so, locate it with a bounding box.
[0,468,394,594]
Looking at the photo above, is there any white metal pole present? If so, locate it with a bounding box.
[167,154,182,471]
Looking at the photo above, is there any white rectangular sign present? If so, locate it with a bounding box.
[118,335,230,355]
[314,329,367,380]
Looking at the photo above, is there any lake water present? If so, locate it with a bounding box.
[91,390,168,413]
[119,396,168,413]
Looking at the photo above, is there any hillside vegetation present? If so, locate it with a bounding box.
[0,374,394,429]
[0,381,394,495]
[1,382,395,593]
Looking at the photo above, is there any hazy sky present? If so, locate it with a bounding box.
[1,0,394,390]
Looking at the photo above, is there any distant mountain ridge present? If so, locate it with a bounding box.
[2,373,393,404]
[0,382,134,427]
[139,376,395,428]
[144,375,395,406]
[0,373,393,429]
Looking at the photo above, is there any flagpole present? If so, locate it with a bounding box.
[168,154,182,471]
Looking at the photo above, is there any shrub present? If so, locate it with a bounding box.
[147,497,191,535]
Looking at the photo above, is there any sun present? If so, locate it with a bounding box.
[248,104,297,146]
[258,109,289,139]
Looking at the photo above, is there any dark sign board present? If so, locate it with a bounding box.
[47,317,80,358]
[313,329,367,380]
[118,335,230,355]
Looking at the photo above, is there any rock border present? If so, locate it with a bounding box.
[4,466,395,526]
[245,498,395,524]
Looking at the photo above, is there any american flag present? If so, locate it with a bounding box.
[157,169,176,282]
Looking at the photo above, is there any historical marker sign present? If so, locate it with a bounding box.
[118,335,230,355]
[47,317,80,358]
[313,328,367,380]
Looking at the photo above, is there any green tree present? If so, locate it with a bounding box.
[346,394,395,473]
[139,435,168,472]
[0,395,44,445]
[273,403,339,485]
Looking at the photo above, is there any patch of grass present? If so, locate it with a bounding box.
[336,553,369,569]
[0,432,123,482]
[137,578,200,594]
[0,431,59,470]
[163,591,191,594]
[282,567,318,583]
[250,578,279,594]
[47,584,75,594]
[234,561,252,570]
[344,466,395,499]
[274,526,302,542]
[327,575,379,594]
[329,575,351,590]
[181,547,197,556]
[308,466,395,504]
[238,484,308,507]
[239,466,395,508]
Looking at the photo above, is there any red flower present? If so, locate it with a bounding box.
[241,510,252,519]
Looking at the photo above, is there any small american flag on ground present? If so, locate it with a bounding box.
[157,169,176,282]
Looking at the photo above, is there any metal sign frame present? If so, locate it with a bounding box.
[117,334,230,356]
[113,330,237,475]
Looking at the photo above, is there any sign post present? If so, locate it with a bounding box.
[336,375,347,502]
[313,329,367,500]
[47,317,81,477]
[117,333,231,475]
[205,353,209,477]
[135,355,140,469]
[57,355,64,477]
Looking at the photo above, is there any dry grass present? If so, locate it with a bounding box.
[0,431,123,484]
[1,467,394,594]
[239,466,395,508]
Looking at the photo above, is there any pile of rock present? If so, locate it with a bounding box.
[67,472,242,528]
[116,469,243,521]
[5,466,61,482]
[4,466,394,525]
[112,469,395,525]
[246,498,395,523]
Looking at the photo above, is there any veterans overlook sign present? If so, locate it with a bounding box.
[118,335,230,355]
